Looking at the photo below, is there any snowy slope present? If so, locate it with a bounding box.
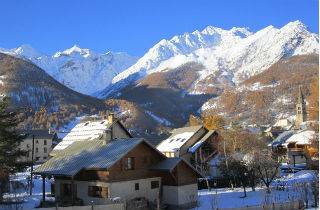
[0,45,138,95]
[99,20,318,97]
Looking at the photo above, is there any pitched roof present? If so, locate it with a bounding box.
[150,158,181,171]
[285,130,315,145]
[52,119,112,151]
[21,129,55,139]
[35,138,144,176]
[150,157,203,177]
[189,130,216,153]
[156,125,204,152]
[269,130,295,147]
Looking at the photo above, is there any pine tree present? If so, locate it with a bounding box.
[0,97,26,200]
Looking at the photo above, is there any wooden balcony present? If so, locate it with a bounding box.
[287,148,305,157]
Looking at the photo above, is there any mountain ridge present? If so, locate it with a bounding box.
[0,44,138,95]
[98,20,318,98]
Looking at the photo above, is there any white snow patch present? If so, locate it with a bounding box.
[145,110,171,126]
[157,132,195,152]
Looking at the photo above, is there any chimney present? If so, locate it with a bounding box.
[108,112,115,124]
[102,130,108,145]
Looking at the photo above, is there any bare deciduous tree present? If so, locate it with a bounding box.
[255,151,280,193]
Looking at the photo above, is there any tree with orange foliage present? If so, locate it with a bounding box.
[188,114,202,126]
[203,115,226,131]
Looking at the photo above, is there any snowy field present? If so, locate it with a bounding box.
[1,169,318,210]
[194,170,319,210]
[0,168,52,210]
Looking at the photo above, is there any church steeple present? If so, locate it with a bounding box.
[295,85,307,128]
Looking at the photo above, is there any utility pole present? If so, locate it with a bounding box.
[29,134,35,195]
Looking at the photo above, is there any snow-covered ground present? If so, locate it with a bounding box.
[194,170,318,210]
[1,169,317,209]
[0,168,52,210]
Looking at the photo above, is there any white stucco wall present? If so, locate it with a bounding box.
[55,177,161,205]
[162,184,198,206]
[18,138,52,163]
[109,177,161,202]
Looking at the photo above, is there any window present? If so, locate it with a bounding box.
[151,181,159,189]
[88,186,108,198]
[35,157,40,161]
[125,157,135,170]
[36,140,39,144]
[35,148,39,153]
[135,183,139,191]
[44,140,47,145]
[44,147,47,153]
[26,144,30,148]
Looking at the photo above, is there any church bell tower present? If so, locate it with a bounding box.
[295,86,307,128]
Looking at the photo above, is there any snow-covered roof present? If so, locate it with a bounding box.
[157,132,195,152]
[156,125,203,152]
[189,130,216,153]
[269,130,295,147]
[284,130,315,146]
[53,119,111,151]
[274,118,292,128]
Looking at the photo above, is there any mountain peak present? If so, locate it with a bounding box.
[63,45,91,55]
[281,20,308,32]
[201,25,223,34]
[14,44,41,58]
[53,45,92,58]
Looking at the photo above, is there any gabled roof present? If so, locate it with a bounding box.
[20,129,55,140]
[269,130,295,147]
[150,157,203,177]
[35,138,144,176]
[189,130,216,153]
[156,125,204,152]
[284,130,315,146]
[52,119,131,152]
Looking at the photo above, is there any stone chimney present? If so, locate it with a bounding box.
[108,112,115,124]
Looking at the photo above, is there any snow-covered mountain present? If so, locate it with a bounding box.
[99,20,318,98]
[0,45,138,95]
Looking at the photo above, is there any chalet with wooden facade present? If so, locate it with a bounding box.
[35,138,202,209]
[156,125,220,176]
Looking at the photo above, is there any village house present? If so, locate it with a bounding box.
[282,130,317,166]
[51,113,132,156]
[156,125,220,176]
[34,138,202,209]
[18,129,57,163]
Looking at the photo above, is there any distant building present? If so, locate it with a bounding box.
[264,118,294,139]
[35,138,202,209]
[282,130,316,166]
[18,129,57,163]
[51,113,132,156]
[156,125,220,176]
[295,86,307,128]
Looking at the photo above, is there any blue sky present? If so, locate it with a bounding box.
[0,0,318,56]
